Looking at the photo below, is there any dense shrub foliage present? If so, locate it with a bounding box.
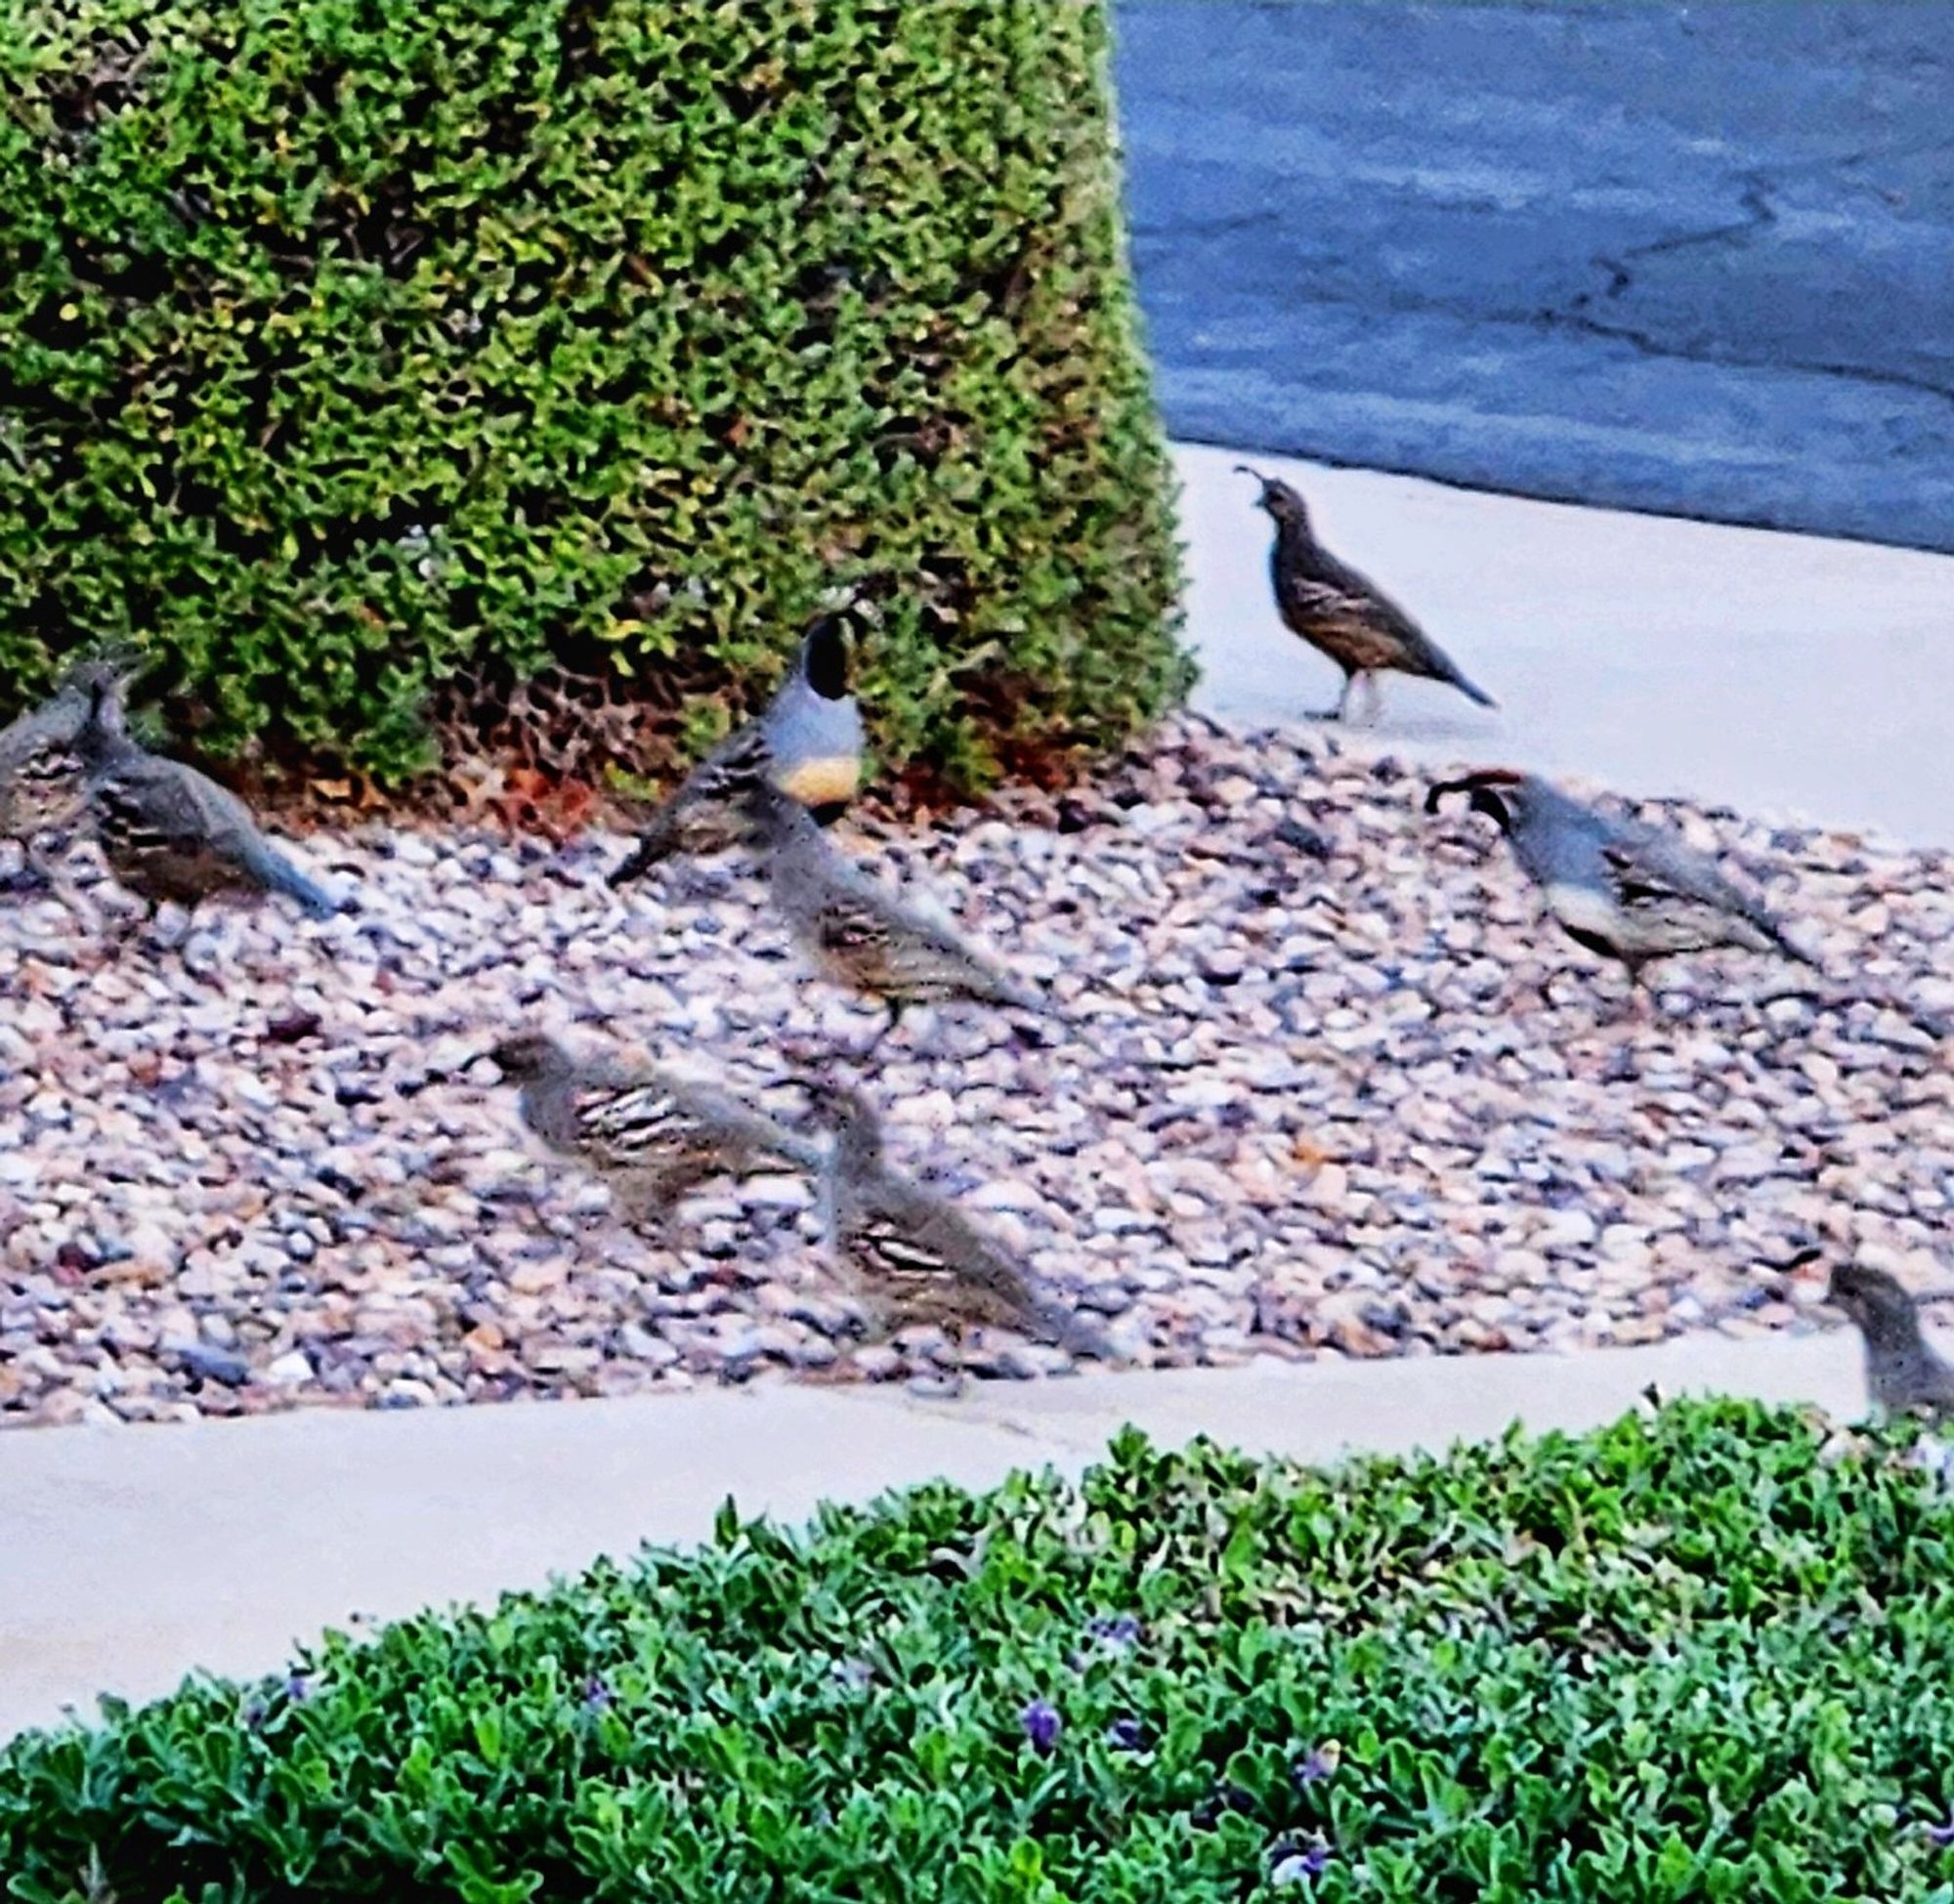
[0,0,1185,797]
[8,1402,1954,1899]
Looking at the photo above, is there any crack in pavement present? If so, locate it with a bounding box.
[1580,171,1779,302]
[1138,256,1954,405]
[1545,171,1953,404]
[1544,313,1954,407]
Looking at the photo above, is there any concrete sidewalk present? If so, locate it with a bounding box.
[0,1325,1882,1741]
[1178,444,1954,848]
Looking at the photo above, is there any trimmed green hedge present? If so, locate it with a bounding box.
[9,1402,1954,1899]
[0,0,1185,795]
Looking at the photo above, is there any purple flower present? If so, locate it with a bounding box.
[1020,1698,1062,1753]
[582,1675,614,1712]
[1293,1741,1341,1786]
[282,1674,312,1704]
[1926,1808,1954,1848]
[239,1697,268,1730]
[1104,1716,1146,1752]
[1084,1613,1144,1651]
[1271,1838,1335,1884]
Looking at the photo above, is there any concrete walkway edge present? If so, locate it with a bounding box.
[0,1325,1883,1742]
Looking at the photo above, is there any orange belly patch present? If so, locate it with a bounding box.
[776,755,860,807]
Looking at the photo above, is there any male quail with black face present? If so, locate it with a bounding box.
[1426,768,1814,995]
[611,600,867,885]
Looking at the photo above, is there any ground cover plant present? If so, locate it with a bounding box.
[6,1400,1954,1899]
[0,0,1184,803]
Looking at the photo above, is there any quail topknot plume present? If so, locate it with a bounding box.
[73,670,345,921]
[746,780,1045,1041]
[0,652,145,897]
[611,599,868,886]
[808,1079,1109,1365]
[1239,467,1496,722]
[1425,768,1816,994]
[487,1030,822,1221]
[1826,1261,1954,1425]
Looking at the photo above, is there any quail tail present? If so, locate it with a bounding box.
[249,842,343,918]
[609,806,688,888]
[609,836,664,888]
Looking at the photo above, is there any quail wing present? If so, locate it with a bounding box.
[1599,821,1806,960]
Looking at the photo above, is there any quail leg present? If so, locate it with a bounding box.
[1618,964,1656,1025]
[8,840,101,952]
[860,998,905,1059]
[34,853,102,932]
[1308,672,1356,723]
[935,1318,970,1399]
[108,895,161,951]
[612,1170,688,1236]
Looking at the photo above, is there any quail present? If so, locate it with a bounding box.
[1239,467,1495,722]
[611,601,867,885]
[486,1030,822,1221]
[73,671,343,920]
[808,1079,1108,1366]
[1826,1262,1954,1425]
[747,781,1044,1040]
[0,654,143,896]
[1425,768,1815,994]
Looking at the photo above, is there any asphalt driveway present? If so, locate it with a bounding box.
[1116,1,1954,551]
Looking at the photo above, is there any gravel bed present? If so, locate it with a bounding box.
[1,715,1948,1426]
